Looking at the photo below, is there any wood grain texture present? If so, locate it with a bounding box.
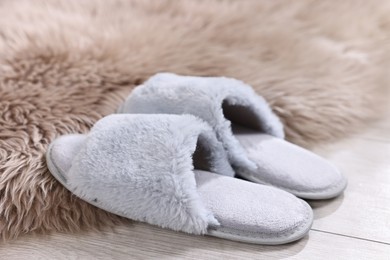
[1,117,390,259]
[310,123,390,244]
[0,224,389,260]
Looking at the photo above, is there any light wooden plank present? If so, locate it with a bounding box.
[311,136,390,244]
[0,223,389,260]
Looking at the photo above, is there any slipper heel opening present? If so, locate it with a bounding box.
[222,99,266,133]
[192,132,235,177]
[193,135,216,172]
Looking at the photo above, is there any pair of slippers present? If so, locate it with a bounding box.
[46,73,347,245]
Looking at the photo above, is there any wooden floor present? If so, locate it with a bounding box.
[2,118,390,259]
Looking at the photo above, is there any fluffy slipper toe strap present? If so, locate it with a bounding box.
[120,73,284,170]
[64,114,234,234]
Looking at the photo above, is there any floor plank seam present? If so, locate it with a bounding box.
[311,229,390,246]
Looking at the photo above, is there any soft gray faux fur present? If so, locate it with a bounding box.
[47,114,314,244]
[50,114,235,234]
[120,73,284,171]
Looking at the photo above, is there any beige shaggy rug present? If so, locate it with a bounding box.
[0,0,389,240]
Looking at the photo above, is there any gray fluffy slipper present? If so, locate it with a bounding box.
[119,73,347,200]
[46,114,313,245]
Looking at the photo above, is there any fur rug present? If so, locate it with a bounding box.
[0,0,389,240]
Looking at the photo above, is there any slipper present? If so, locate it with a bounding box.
[118,73,347,200]
[46,114,313,245]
